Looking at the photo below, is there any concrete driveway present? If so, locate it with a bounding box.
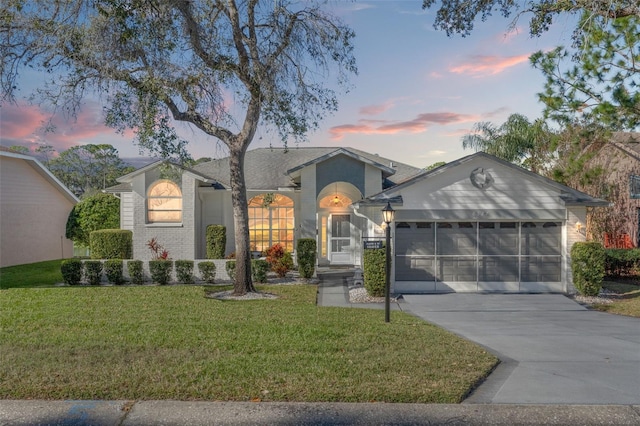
[403,294,640,405]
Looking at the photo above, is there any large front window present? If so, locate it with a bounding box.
[248,194,294,252]
[147,179,182,223]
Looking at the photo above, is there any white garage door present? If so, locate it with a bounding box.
[395,221,562,293]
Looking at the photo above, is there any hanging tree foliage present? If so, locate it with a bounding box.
[1,0,357,295]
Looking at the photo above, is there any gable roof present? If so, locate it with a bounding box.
[115,160,217,185]
[192,147,423,190]
[0,149,79,204]
[610,132,640,162]
[360,151,609,207]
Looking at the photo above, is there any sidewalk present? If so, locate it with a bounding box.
[2,400,640,425]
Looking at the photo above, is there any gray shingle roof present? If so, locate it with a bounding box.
[192,147,423,190]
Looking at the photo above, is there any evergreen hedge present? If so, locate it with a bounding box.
[198,261,216,284]
[251,259,269,283]
[571,242,605,296]
[127,260,144,285]
[175,260,195,284]
[363,246,386,297]
[149,260,173,285]
[90,229,133,259]
[104,259,125,285]
[84,260,103,285]
[206,225,226,259]
[297,238,317,279]
[61,259,83,286]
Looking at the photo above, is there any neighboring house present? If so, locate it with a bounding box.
[107,147,606,294]
[0,147,78,267]
[574,132,640,248]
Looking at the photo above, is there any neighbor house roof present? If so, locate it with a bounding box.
[360,151,609,207]
[610,132,640,162]
[192,147,423,190]
[0,148,79,204]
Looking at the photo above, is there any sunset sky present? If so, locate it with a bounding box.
[0,1,578,169]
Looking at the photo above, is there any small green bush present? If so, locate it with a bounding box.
[251,259,269,283]
[363,246,386,297]
[175,260,195,284]
[225,260,236,281]
[206,225,227,259]
[127,260,144,285]
[571,242,605,297]
[90,229,133,259]
[84,260,103,285]
[104,259,125,285]
[61,259,83,285]
[149,260,173,285]
[198,261,216,284]
[297,238,317,279]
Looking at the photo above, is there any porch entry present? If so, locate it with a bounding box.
[318,213,354,265]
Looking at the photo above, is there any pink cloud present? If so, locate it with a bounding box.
[359,101,395,116]
[0,101,135,153]
[449,54,530,77]
[329,111,479,140]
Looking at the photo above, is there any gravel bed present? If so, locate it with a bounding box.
[348,286,400,303]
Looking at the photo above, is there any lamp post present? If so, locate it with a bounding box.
[382,202,395,323]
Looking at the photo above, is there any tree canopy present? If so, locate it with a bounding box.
[531,15,640,130]
[66,193,120,247]
[48,144,135,197]
[421,0,639,37]
[462,113,557,174]
[1,0,357,294]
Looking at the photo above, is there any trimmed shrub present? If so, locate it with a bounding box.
[225,260,236,281]
[605,248,640,277]
[297,238,317,279]
[251,259,269,283]
[104,259,125,285]
[206,225,227,259]
[149,260,173,285]
[265,243,294,278]
[571,242,606,297]
[363,246,386,297]
[84,260,103,285]
[175,260,195,284]
[90,229,133,259]
[198,261,216,284]
[61,259,83,286]
[127,260,144,285]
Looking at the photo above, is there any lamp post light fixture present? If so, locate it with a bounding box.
[382,201,395,323]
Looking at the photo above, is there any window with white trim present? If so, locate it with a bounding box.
[147,179,182,223]
[248,194,294,252]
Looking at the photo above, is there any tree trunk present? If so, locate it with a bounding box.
[228,144,256,295]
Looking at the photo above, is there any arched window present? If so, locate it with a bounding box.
[147,180,182,223]
[248,194,294,252]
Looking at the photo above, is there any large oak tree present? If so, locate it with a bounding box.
[1,0,356,294]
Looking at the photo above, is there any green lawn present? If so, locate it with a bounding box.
[0,285,497,403]
[593,280,640,318]
[0,259,64,289]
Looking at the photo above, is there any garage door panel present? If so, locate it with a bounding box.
[521,256,561,282]
[395,256,435,281]
[479,256,519,282]
[479,223,519,256]
[437,257,477,281]
[437,223,476,255]
[396,224,434,256]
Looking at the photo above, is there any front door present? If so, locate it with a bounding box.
[330,214,352,264]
